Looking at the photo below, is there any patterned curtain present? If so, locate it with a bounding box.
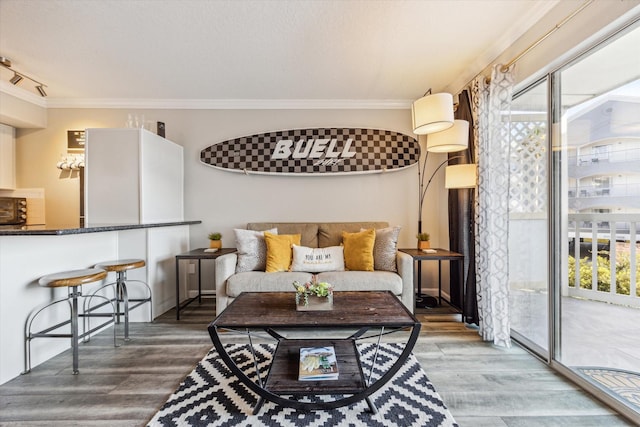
[470,65,514,348]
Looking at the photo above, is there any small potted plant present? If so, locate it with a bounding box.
[208,232,222,249]
[416,232,430,250]
[293,277,334,311]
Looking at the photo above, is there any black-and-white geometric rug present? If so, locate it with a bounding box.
[147,343,458,427]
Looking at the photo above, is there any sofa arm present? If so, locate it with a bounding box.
[396,251,414,311]
[215,253,238,316]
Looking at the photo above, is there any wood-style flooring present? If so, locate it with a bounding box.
[0,299,635,426]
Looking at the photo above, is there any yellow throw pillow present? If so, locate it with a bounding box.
[264,232,301,272]
[342,229,376,271]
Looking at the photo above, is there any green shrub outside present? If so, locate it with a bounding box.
[568,252,640,296]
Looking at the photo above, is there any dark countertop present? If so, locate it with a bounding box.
[0,220,202,236]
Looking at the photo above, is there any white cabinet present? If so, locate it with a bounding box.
[84,128,184,225]
[0,124,16,190]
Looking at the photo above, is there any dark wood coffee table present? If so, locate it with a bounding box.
[208,291,421,414]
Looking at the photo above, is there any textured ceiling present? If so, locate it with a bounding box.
[0,0,559,106]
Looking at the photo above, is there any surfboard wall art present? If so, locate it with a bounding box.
[200,128,420,176]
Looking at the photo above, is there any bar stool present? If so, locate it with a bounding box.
[25,268,116,375]
[85,259,152,341]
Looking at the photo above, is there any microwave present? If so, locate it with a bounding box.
[0,197,27,225]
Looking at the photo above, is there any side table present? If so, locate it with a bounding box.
[399,248,464,317]
[175,248,236,320]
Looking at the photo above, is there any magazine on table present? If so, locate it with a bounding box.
[298,346,339,381]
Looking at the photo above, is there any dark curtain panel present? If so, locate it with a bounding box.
[448,90,479,325]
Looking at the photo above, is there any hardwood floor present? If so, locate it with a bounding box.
[0,299,634,426]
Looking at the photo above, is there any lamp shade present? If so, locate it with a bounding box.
[445,163,477,189]
[411,92,454,135]
[427,119,469,153]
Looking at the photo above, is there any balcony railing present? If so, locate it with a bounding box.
[567,213,639,307]
[567,183,640,199]
[568,145,640,165]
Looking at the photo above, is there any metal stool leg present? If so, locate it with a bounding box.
[23,297,72,374]
[117,272,131,341]
[70,286,80,374]
[82,282,118,345]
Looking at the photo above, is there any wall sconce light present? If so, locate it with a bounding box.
[0,56,48,97]
[411,91,455,135]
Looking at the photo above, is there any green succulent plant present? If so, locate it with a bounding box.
[416,232,430,241]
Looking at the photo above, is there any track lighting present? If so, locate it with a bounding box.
[0,56,48,97]
[10,73,23,85]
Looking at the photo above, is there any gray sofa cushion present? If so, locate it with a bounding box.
[248,223,319,247]
[318,222,388,247]
[227,271,313,297]
[317,271,403,294]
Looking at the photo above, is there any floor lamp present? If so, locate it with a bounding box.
[413,108,476,308]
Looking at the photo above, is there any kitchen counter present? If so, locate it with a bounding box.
[0,220,201,235]
[0,220,200,385]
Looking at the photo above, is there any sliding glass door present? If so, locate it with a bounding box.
[552,23,640,416]
[504,18,640,420]
[507,18,640,420]
[509,79,550,358]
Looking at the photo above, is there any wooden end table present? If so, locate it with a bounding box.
[174,248,236,319]
[208,291,421,414]
[399,248,464,316]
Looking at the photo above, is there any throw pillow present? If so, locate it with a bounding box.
[290,245,345,273]
[363,226,401,272]
[342,228,375,271]
[264,232,301,272]
[234,228,277,272]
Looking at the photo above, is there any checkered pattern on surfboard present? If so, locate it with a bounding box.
[200,128,419,175]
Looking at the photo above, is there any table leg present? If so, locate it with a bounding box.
[438,260,442,306]
[417,259,422,296]
[252,397,266,415]
[197,259,202,304]
[175,258,180,320]
[460,258,465,322]
[366,396,378,414]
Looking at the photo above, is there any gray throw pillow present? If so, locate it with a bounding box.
[234,228,277,272]
[364,226,401,272]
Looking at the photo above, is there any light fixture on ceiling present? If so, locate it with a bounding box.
[0,56,48,97]
[10,72,23,85]
[411,91,455,135]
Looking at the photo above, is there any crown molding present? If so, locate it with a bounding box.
[0,81,47,108]
[45,98,413,110]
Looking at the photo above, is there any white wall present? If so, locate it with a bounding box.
[15,108,452,291]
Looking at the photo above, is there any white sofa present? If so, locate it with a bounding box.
[214,221,414,316]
